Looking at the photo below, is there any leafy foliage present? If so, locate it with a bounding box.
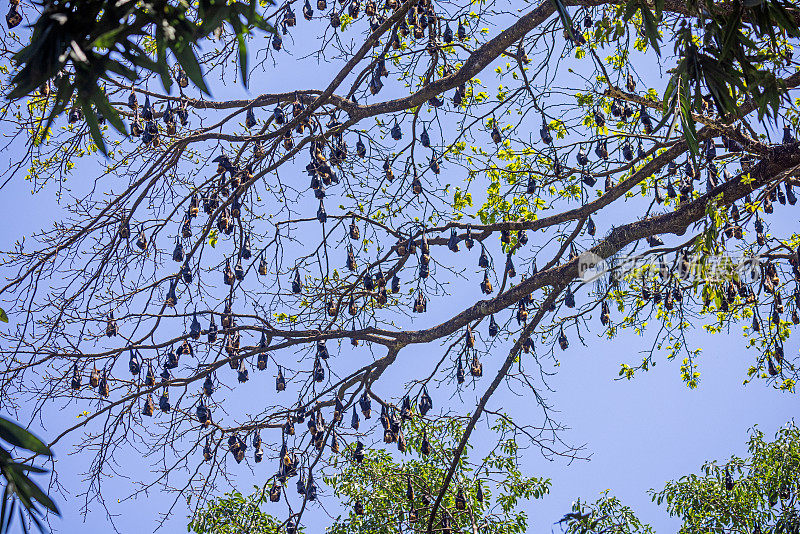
[189,490,289,534]
[7,0,272,152]
[190,417,549,534]
[561,422,800,534]
[656,423,800,534]
[0,417,58,534]
[550,0,800,156]
[325,417,549,534]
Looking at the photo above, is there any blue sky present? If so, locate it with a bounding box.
[0,5,798,533]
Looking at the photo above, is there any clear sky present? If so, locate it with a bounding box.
[0,5,797,534]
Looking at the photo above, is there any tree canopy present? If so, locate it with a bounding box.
[562,423,800,534]
[192,422,800,534]
[0,0,799,530]
[190,417,550,534]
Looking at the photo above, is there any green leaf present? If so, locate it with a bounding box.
[91,90,126,136]
[0,308,7,323]
[81,100,107,155]
[237,32,249,88]
[13,471,60,515]
[121,45,162,74]
[623,0,639,21]
[103,58,138,83]
[720,11,741,60]
[641,7,661,54]
[0,491,12,532]
[678,79,699,156]
[155,33,172,94]
[0,417,52,456]
[90,27,127,50]
[549,0,574,40]
[172,42,210,95]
